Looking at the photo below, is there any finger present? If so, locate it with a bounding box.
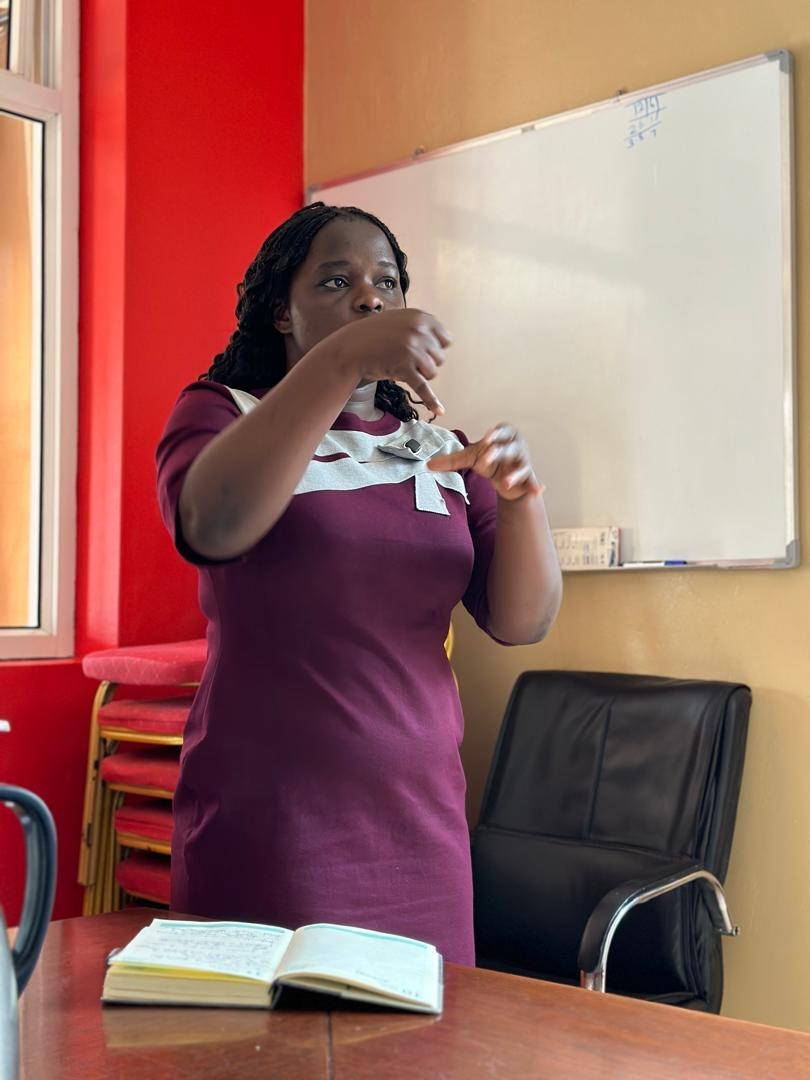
[427,317,453,350]
[503,468,545,497]
[414,354,438,383]
[502,463,535,489]
[484,423,517,443]
[411,311,453,351]
[413,354,446,416]
[409,376,444,417]
[427,448,475,471]
[425,346,446,369]
[480,443,527,470]
[477,425,517,453]
[463,439,502,472]
[477,426,502,447]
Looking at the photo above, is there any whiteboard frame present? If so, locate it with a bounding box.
[309,51,797,571]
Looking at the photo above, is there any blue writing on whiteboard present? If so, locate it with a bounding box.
[625,94,665,149]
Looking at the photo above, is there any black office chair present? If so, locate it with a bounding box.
[471,671,750,1011]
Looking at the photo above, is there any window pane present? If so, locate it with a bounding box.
[0,109,43,628]
[0,2,9,70]
[3,0,46,83]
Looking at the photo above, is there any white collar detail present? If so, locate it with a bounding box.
[224,387,468,516]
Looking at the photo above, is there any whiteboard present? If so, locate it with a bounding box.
[310,52,796,569]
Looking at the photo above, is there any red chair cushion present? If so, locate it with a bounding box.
[116,851,171,904]
[100,747,180,794]
[114,797,174,844]
[99,695,194,738]
[81,639,206,686]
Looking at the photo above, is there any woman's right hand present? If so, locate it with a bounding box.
[178,312,452,560]
[315,309,453,416]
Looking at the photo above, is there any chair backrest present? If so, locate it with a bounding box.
[472,671,750,1009]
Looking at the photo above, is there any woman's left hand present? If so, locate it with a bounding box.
[427,423,544,501]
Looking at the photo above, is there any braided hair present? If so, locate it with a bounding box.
[205,202,420,421]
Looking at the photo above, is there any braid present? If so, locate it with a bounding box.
[205,203,422,421]
[374,380,419,422]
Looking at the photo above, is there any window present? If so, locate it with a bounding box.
[0,3,8,69]
[0,0,78,657]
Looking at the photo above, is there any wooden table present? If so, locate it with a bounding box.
[17,910,810,1078]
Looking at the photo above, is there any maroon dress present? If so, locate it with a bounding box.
[156,380,500,964]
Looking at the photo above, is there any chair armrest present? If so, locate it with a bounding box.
[578,857,739,992]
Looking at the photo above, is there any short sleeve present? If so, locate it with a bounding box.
[155,381,243,565]
[454,429,511,644]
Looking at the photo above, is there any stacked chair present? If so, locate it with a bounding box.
[78,640,207,914]
[79,630,455,915]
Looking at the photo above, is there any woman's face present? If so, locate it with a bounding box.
[275,215,406,372]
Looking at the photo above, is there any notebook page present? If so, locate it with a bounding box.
[113,920,294,982]
[277,923,440,1005]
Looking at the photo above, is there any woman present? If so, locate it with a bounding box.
[156,202,561,965]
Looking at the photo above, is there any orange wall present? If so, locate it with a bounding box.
[306,0,810,1032]
[0,0,303,926]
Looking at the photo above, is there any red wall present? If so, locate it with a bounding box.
[0,665,96,925]
[0,0,303,925]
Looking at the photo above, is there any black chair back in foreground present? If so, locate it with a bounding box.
[471,671,750,1011]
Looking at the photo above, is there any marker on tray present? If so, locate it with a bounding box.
[621,560,687,568]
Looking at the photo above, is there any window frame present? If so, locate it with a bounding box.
[0,0,78,659]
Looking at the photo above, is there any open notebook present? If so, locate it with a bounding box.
[102,919,443,1015]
